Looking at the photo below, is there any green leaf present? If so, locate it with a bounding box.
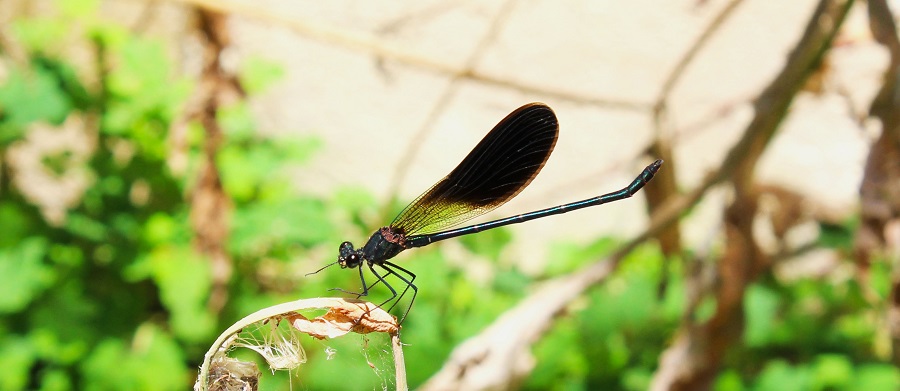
[0,67,71,128]
[848,364,900,391]
[491,267,531,296]
[63,213,108,242]
[58,0,101,19]
[0,238,53,313]
[527,319,589,390]
[458,226,511,260]
[48,244,85,267]
[230,197,334,255]
[102,36,189,140]
[621,367,653,391]
[12,18,69,53]
[218,144,265,201]
[41,149,75,176]
[817,219,856,250]
[147,247,214,342]
[34,56,94,110]
[399,305,448,385]
[714,369,746,391]
[0,336,37,390]
[37,368,72,391]
[143,213,179,245]
[279,136,322,164]
[868,261,891,300]
[81,324,187,390]
[811,354,852,389]
[0,204,34,247]
[28,284,94,364]
[332,186,379,232]
[333,186,378,215]
[0,123,26,146]
[544,237,617,276]
[605,332,631,371]
[241,56,285,94]
[218,135,322,201]
[107,39,170,98]
[218,103,256,142]
[582,261,658,332]
[753,360,811,391]
[744,284,780,347]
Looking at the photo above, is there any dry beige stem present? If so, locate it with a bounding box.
[290,299,399,340]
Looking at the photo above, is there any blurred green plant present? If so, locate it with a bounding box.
[0,3,332,389]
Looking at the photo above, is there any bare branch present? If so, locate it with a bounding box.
[653,0,854,389]
[859,0,900,366]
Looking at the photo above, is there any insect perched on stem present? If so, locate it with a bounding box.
[309,103,662,322]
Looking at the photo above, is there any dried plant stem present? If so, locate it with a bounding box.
[652,0,854,389]
[195,297,402,391]
[392,331,408,391]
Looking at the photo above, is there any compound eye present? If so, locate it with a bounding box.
[338,242,360,267]
[339,242,353,255]
[340,253,360,268]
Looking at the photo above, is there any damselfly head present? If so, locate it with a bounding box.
[337,241,361,268]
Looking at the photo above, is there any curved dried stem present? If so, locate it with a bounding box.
[195,297,404,391]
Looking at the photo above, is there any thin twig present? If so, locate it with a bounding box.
[383,0,519,219]
[657,0,747,101]
[151,0,647,111]
[652,1,854,389]
[187,9,240,315]
[647,0,746,258]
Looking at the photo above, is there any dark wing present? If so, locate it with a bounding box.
[390,103,559,236]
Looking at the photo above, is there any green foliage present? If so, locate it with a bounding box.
[745,283,782,347]
[739,356,900,391]
[147,247,214,342]
[524,245,677,391]
[0,4,322,389]
[518,229,899,391]
[0,238,52,312]
[0,336,37,390]
[459,225,513,259]
[818,218,857,251]
[81,324,188,390]
[543,237,618,277]
[240,57,286,94]
[0,66,70,132]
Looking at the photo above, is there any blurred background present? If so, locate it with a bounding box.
[2,0,899,389]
